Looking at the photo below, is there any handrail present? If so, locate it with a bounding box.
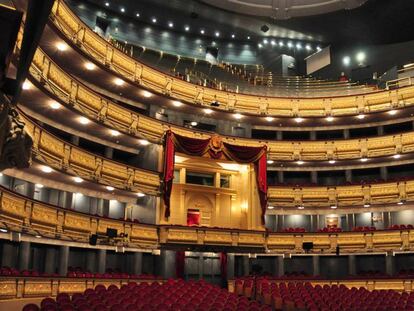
[48,0,414,117]
[29,48,414,162]
[19,110,160,195]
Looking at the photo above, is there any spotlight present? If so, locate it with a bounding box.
[356,52,366,63]
[215,31,220,37]
[231,34,235,38]
[268,206,274,210]
[35,184,44,188]
[247,36,250,40]
[136,13,140,17]
[120,7,125,13]
[22,80,31,90]
[364,203,371,208]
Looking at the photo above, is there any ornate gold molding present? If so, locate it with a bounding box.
[48,0,414,117]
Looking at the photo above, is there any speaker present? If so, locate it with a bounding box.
[261,24,269,33]
[302,242,314,251]
[106,228,118,238]
[89,234,97,246]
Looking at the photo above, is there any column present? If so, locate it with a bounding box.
[277,256,285,277]
[310,131,316,140]
[58,246,69,276]
[24,183,35,199]
[380,167,388,180]
[198,254,204,280]
[64,192,73,209]
[311,171,318,184]
[71,135,79,146]
[86,251,96,273]
[131,252,143,275]
[348,255,356,276]
[377,126,384,136]
[44,248,56,274]
[105,147,113,159]
[310,215,318,232]
[18,242,31,270]
[97,249,107,274]
[276,215,284,231]
[1,242,15,268]
[242,256,250,276]
[159,250,176,279]
[383,212,390,228]
[276,131,283,140]
[343,129,350,139]
[227,254,235,280]
[345,170,352,183]
[385,253,395,276]
[312,256,320,276]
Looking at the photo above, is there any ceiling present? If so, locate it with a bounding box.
[79,0,414,47]
[199,0,368,19]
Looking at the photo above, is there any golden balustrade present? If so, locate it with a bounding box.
[2,185,414,253]
[28,48,414,162]
[47,0,414,117]
[267,180,414,207]
[19,112,160,195]
[227,279,414,294]
[0,277,163,300]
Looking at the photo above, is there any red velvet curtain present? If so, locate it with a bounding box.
[175,251,185,279]
[220,252,227,281]
[162,131,268,223]
[187,210,200,226]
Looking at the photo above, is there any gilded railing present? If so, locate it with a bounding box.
[268,180,414,207]
[48,0,414,117]
[19,112,160,195]
[1,186,414,253]
[0,277,162,300]
[29,48,414,162]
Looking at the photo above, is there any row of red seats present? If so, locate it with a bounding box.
[317,227,342,233]
[389,224,414,230]
[23,279,272,311]
[255,281,414,310]
[281,227,306,233]
[352,226,377,232]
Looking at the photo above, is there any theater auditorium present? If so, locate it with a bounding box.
[1,0,414,310]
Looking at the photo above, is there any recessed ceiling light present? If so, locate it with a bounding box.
[294,117,304,123]
[106,186,115,191]
[267,160,274,164]
[22,80,31,90]
[105,2,109,7]
[316,46,322,51]
[41,166,53,173]
[56,42,68,51]
[84,62,96,70]
[268,205,274,210]
[296,43,302,49]
[110,129,120,137]
[75,192,83,197]
[326,116,334,122]
[120,7,125,12]
[287,42,293,48]
[279,41,284,46]
[185,26,190,31]
[0,228,7,233]
[35,183,44,188]
[200,29,205,34]
[297,160,304,165]
[360,158,368,162]
[265,116,274,122]
[258,43,263,48]
[393,154,401,159]
[49,101,61,109]
[329,160,336,164]
[137,192,145,197]
[364,203,371,208]
[73,177,83,183]
[306,44,311,51]
[234,113,243,119]
[78,116,90,125]
[152,18,157,23]
[263,39,268,44]
[271,40,275,46]
[172,101,182,107]
[330,205,337,209]
[357,114,365,119]
[215,31,220,37]
[397,201,404,205]
[298,206,305,210]
[388,110,397,115]
[139,139,150,146]
[114,78,125,86]
[35,235,42,238]
[142,91,152,98]
[231,34,235,38]
[204,108,213,114]
[136,13,140,17]
[247,36,250,40]
[168,22,174,28]
[190,121,198,126]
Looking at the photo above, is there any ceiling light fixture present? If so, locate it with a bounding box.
[172,101,183,107]
[114,78,125,86]
[388,110,397,115]
[329,160,336,164]
[297,160,304,165]
[215,31,220,37]
[120,7,125,13]
[56,42,68,51]
[326,116,334,122]
[364,203,371,208]
[168,22,174,28]
[78,116,90,125]
[294,117,304,123]
[360,158,368,162]
[152,18,157,23]
[357,113,365,119]
[139,139,150,146]
[298,206,305,210]
[234,113,243,119]
[231,34,235,38]
[204,108,213,114]
[330,205,337,209]
[200,29,205,34]
[73,177,83,183]
[137,192,145,197]
[0,228,7,233]
[35,184,44,188]
[397,201,404,205]
[49,101,61,109]
[393,154,401,159]
[267,160,274,164]
[142,90,152,98]
[84,62,96,70]
[110,130,120,136]
[41,166,53,173]
[265,116,274,122]
[105,2,109,7]
[106,186,115,191]
[190,121,198,126]
[268,205,274,210]
[185,26,190,31]
[22,80,31,90]
[136,13,140,17]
